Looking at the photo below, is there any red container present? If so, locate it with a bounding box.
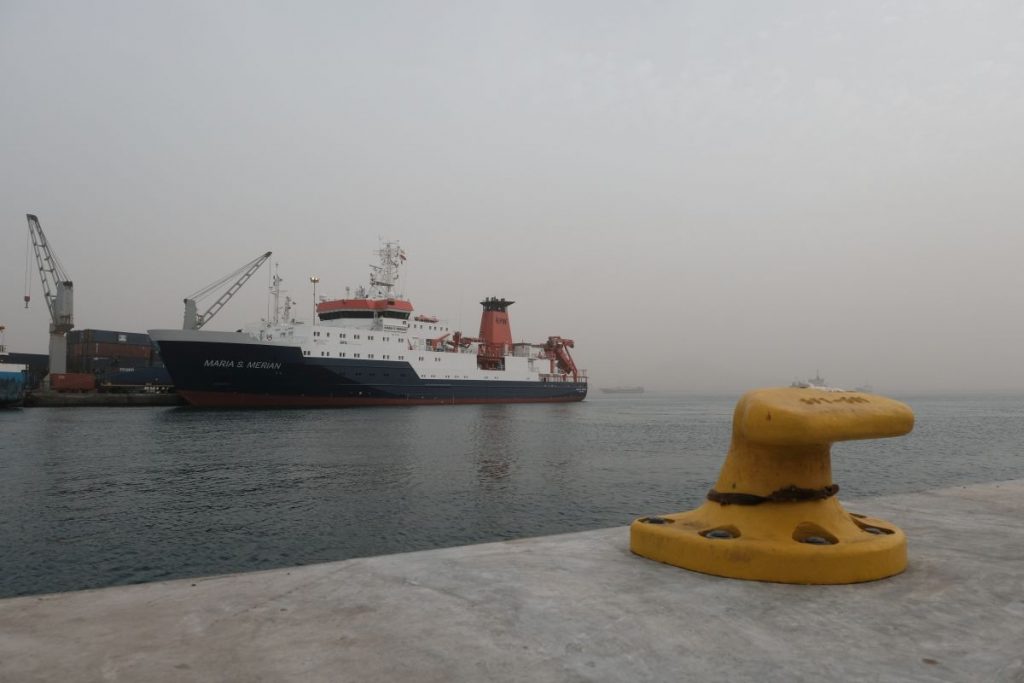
[91,342,153,359]
[50,373,96,392]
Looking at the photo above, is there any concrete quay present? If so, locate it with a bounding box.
[1,480,1022,682]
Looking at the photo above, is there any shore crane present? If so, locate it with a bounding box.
[183,252,272,330]
[25,214,74,374]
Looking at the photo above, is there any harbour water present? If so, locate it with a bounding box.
[1,393,1022,598]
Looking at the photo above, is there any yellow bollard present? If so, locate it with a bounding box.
[630,387,915,584]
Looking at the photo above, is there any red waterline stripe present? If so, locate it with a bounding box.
[178,390,586,408]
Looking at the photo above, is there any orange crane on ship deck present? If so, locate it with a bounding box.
[542,336,580,380]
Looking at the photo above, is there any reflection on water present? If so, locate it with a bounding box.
[473,406,514,486]
[1,394,1022,597]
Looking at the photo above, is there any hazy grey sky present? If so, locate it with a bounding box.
[2,1,1023,393]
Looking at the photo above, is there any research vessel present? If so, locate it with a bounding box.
[149,242,587,407]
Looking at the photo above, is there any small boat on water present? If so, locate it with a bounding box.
[790,372,827,389]
[790,373,872,392]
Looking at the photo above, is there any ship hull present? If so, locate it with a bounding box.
[154,338,587,408]
[0,367,26,407]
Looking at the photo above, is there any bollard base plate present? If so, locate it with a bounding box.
[630,500,907,585]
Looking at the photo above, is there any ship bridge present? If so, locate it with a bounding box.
[316,298,413,330]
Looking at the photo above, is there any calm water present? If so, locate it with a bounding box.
[1,393,1022,598]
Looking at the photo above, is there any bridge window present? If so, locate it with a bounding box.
[319,310,374,320]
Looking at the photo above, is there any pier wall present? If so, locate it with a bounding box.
[1,480,1022,682]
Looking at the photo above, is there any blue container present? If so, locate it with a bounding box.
[0,364,27,406]
[69,329,153,346]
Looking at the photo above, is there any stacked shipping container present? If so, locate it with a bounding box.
[67,329,163,375]
[64,329,171,390]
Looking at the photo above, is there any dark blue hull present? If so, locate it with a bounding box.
[154,340,587,407]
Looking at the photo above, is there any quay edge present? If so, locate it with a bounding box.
[1,480,1022,682]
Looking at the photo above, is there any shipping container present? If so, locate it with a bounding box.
[102,356,152,371]
[100,342,151,359]
[117,356,153,369]
[69,342,152,360]
[100,367,173,390]
[67,329,153,347]
[50,373,96,392]
[73,356,155,374]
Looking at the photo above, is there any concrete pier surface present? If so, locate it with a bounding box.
[2,480,1022,682]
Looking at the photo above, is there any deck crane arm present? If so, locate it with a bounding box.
[183,251,272,330]
[542,336,580,380]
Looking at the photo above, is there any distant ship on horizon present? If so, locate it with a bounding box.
[600,386,644,394]
[790,372,873,393]
[790,372,827,389]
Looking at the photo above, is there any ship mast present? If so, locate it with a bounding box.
[367,240,405,299]
[270,265,283,326]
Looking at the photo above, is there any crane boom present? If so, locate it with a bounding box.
[26,214,74,374]
[184,251,272,330]
[26,214,73,331]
